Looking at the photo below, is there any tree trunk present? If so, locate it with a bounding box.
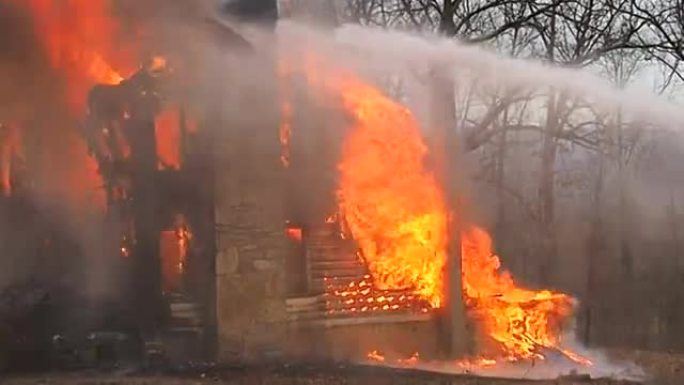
[664,191,681,350]
[616,109,633,280]
[538,12,558,286]
[613,108,637,347]
[494,111,508,246]
[439,0,456,35]
[583,126,607,347]
[538,92,559,285]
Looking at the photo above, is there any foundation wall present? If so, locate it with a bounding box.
[285,318,441,362]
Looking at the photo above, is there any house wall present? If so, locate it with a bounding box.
[285,317,442,362]
[212,76,290,361]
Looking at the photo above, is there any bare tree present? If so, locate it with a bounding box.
[628,0,684,86]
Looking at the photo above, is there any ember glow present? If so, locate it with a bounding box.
[364,351,422,367]
[285,222,303,242]
[327,274,430,315]
[367,350,385,362]
[149,56,169,74]
[0,123,22,197]
[161,216,192,294]
[398,352,420,366]
[156,107,183,170]
[278,59,293,168]
[456,357,498,369]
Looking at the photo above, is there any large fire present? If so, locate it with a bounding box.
[335,77,448,309]
[12,0,138,211]
[23,0,134,112]
[15,1,188,209]
[13,0,585,366]
[291,57,588,365]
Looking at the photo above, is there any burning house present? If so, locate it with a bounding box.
[0,0,598,376]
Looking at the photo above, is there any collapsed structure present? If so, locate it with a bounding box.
[0,0,589,371]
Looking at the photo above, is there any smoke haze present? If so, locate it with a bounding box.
[1,1,683,380]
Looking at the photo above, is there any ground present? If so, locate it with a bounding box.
[607,350,684,385]
[0,364,646,385]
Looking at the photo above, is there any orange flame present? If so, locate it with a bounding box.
[279,52,590,364]
[398,352,420,366]
[161,216,192,293]
[367,350,385,362]
[364,351,421,367]
[327,69,588,364]
[336,76,448,308]
[278,59,294,168]
[456,357,498,369]
[285,224,303,242]
[462,227,580,361]
[0,123,22,197]
[19,0,137,213]
[149,56,168,74]
[160,230,182,293]
[327,274,430,315]
[24,0,134,112]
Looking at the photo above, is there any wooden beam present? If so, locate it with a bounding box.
[288,312,434,328]
[429,64,469,359]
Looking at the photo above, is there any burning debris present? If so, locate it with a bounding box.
[462,227,587,364]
